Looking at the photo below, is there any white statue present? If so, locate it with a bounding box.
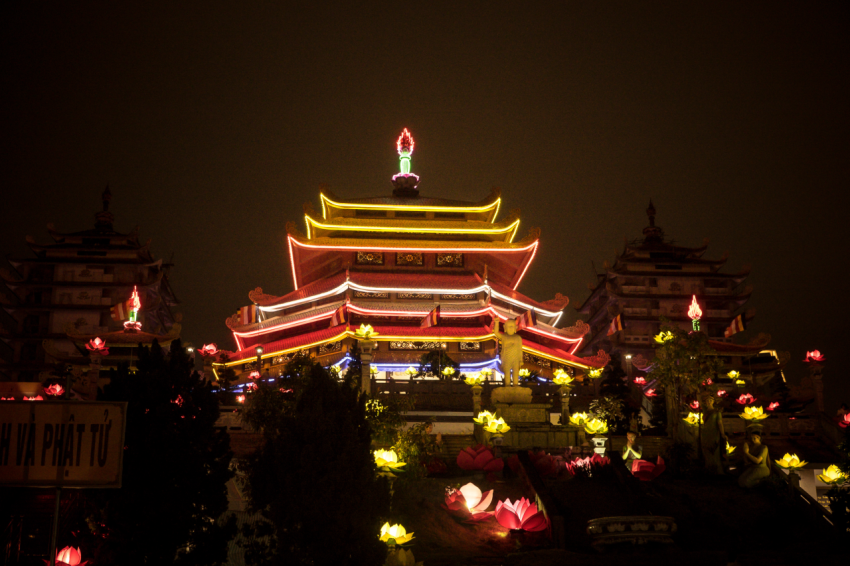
[494,319,523,386]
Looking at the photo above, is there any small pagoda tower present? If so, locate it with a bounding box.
[212,130,602,390]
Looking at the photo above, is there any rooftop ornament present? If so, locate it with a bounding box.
[392,128,420,194]
[683,412,704,427]
[739,405,769,422]
[817,465,847,485]
[123,286,142,332]
[494,497,548,532]
[568,412,588,426]
[85,337,109,356]
[804,350,825,363]
[687,295,702,331]
[654,331,675,344]
[775,453,808,470]
[380,522,414,546]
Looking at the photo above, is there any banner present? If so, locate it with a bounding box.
[421,305,440,329]
[0,401,127,488]
[607,314,623,336]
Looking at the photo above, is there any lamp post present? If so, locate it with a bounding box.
[255,346,264,379]
[360,341,376,394]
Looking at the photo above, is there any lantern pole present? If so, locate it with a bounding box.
[48,366,72,565]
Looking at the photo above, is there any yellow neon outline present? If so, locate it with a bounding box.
[320,193,501,222]
[523,345,592,370]
[219,330,351,367]
[305,215,519,242]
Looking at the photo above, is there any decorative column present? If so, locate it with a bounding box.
[559,384,574,426]
[360,341,375,395]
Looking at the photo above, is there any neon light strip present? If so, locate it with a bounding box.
[222,330,351,367]
[320,193,501,219]
[304,215,520,243]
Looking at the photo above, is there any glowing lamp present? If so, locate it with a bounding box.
[484,417,510,434]
[804,350,825,363]
[494,497,548,532]
[44,384,65,397]
[480,369,493,379]
[355,324,378,339]
[584,418,609,435]
[374,449,406,472]
[767,402,780,411]
[841,414,850,429]
[736,394,755,405]
[443,482,495,520]
[441,366,456,377]
[568,412,588,426]
[464,374,485,386]
[645,388,657,398]
[587,368,603,379]
[633,377,646,385]
[248,371,261,380]
[405,366,417,377]
[473,410,495,425]
[518,368,530,378]
[396,128,414,174]
[654,331,674,344]
[775,453,808,470]
[726,442,736,456]
[199,344,219,357]
[683,412,703,427]
[54,546,88,566]
[553,369,574,386]
[687,295,702,331]
[717,390,727,397]
[727,370,740,380]
[245,382,257,391]
[85,337,109,355]
[817,465,847,485]
[370,365,379,375]
[739,405,769,421]
[124,286,143,331]
[236,395,245,404]
[735,379,746,386]
[380,522,414,546]
[689,400,700,410]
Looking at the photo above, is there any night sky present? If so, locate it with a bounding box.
[2,3,848,409]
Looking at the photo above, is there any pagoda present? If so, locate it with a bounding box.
[212,130,603,388]
[0,188,181,390]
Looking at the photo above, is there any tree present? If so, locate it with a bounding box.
[83,340,235,565]
[417,349,458,379]
[648,321,721,442]
[598,353,640,433]
[239,358,390,565]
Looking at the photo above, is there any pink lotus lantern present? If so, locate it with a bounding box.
[44,384,65,397]
[632,456,666,482]
[48,546,88,566]
[442,482,494,521]
[840,414,850,429]
[804,350,824,363]
[236,395,246,404]
[85,337,109,356]
[24,395,44,401]
[767,402,780,411]
[689,400,700,410]
[495,497,548,532]
[171,395,184,407]
[645,388,657,398]
[736,393,755,405]
[564,454,610,476]
[456,445,504,472]
[1,397,13,401]
[633,377,646,385]
[198,343,219,357]
[717,390,727,397]
[248,370,261,380]
[245,382,257,391]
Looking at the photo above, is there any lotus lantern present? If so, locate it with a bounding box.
[483,417,511,434]
[44,384,64,397]
[518,368,530,378]
[355,324,378,339]
[775,453,808,470]
[479,369,493,379]
[380,522,414,546]
[198,343,219,357]
[443,482,495,520]
[726,442,736,455]
[584,418,609,435]
[51,546,88,566]
[236,395,246,404]
[404,366,417,377]
[587,368,603,379]
[85,337,109,355]
[370,365,379,375]
[494,497,548,532]
[24,396,44,401]
[767,402,780,411]
[374,449,406,473]
[473,411,495,425]
[735,379,746,386]
[736,394,756,405]
[804,350,825,363]
[727,370,740,380]
[683,412,703,427]
[717,390,727,397]
[441,366,456,377]
[456,444,504,472]
[568,412,588,426]
[654,331,674,344]
[739,405,769,421]
[553,369,574,386]
[633,376,646,385]
[248,371,261,380]
[464,374,485,386]
[840,414,850,429]
[689,400,700,410]
[645,388,657,398]
[817,465,847,485]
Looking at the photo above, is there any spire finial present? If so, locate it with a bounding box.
[95,185,115,230]
[646,199,656,227]
[102,184,113,211]
[641,199,664,243]
[391,128,420,196]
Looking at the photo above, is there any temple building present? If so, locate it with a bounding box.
[211,130,604,388]
[0,188,181,390]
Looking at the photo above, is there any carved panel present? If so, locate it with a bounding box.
[356,251,384,265]
[441,294,475,300]
[396,252,423,266]
[523,352,552,369]
[397,292,433,300]
[437,253,463,267]
[389,341,447,350]
[271,349,310,366]
[459,342,481,351]
[318,341,342,356]
[354,291,389,299]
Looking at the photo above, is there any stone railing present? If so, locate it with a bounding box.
[722,413,821,439]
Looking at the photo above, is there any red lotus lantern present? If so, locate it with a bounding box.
[645,388,657,398]
[245,382,257,391]
[839,414,850,428]
[236,395,246,404]
[48,545,88,566]
[44,384,65,397]
[736,394,755,405]
[199,343,219,357]
[171,395,184,407]
[804,350,825,363]
[687,295,703,331]
[632,456,666,481]
[24,395,44,401]
[767,402,780,411]
[689,400,700,410]
[634,377,646,385]
[442,482,495,521]
[456,445,504,472]
[495,497,548,532]
[248,370,261,380]
[564,453,610,476]
[85,337,109,356]
[717,390,727,397]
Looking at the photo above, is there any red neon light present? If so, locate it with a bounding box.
[131,285,141,312]
[687,295,702,321]
[513,241,538,290]
[397,128,414,155]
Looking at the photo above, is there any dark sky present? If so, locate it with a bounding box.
[2,2,848,408]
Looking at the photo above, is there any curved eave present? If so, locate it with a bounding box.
[304,215,520,242]
[320,191,501,223]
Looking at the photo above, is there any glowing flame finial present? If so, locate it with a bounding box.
[687,295,702,331]
[124,286,143,331]
[397,128,414,175]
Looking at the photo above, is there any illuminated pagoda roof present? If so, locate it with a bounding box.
[213,129,601,387]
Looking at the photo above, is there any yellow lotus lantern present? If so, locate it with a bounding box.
[735,379,746,386]
[473,411,495,425]
[654,331,675,344]
[683,412,703,427]
[817,465,847,485]
[727,370,740,380]
[584,418,609,435]
[380,522,414,546]
[404,366,417,377]
[519,368,530,378]
[553,369,574,386]
[775,453,808,470]
[726,442,736,456]
[370,365,379,375]
[569,412,589,426]
[355,324,379,339]
[480,369,493,378]
[374,449,406,472]
[441,366,456,377]
[483,417,511,434]
[464,374,485,386]
[587,368,603,379]
[739,405,769,422]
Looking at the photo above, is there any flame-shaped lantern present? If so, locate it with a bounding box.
[396,128,414,175]
[124,286,143,330]
[687,295,702,330]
